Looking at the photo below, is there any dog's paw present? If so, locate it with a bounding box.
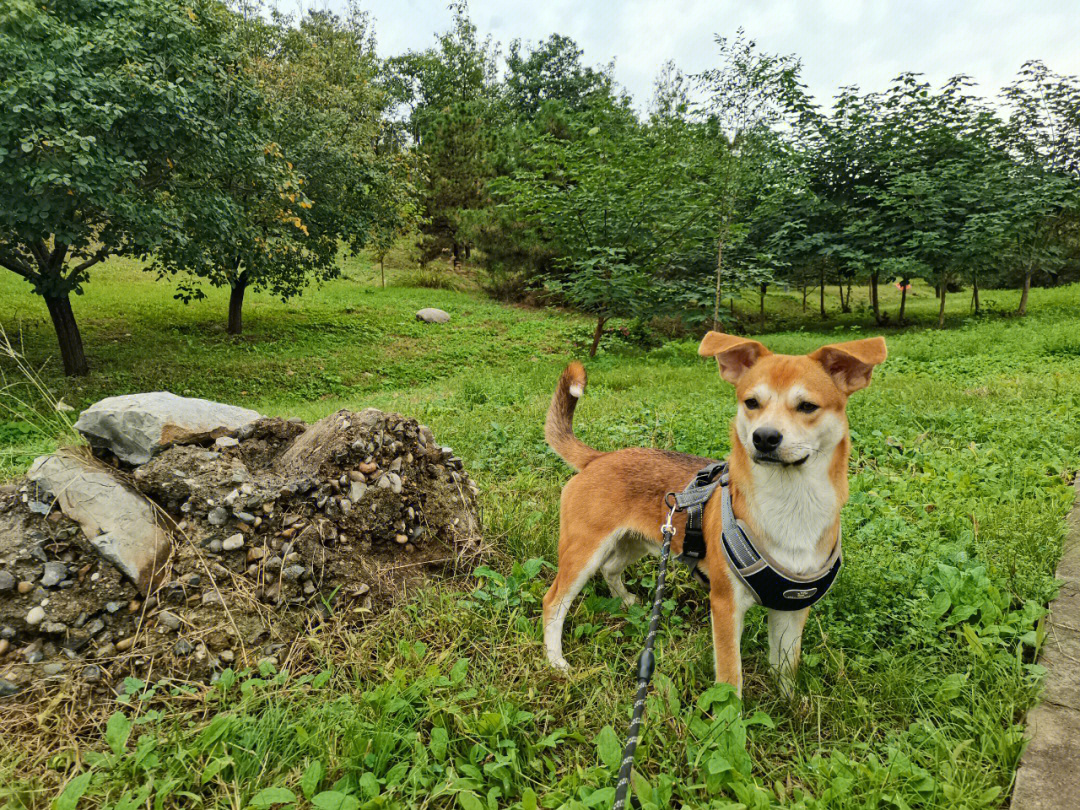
[549,657,571,673]
[621,594,639,608]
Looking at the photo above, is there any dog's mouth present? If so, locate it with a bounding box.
[753,452,810,468]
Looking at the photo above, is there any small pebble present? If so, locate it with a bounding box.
[40,562,67,588]
[234,512,256,524]
[41,662,65,676]
[106,601,123,614]
[0,639,9,656]
[247,547,265,563]
[395,533,409,545]
[282,565,306,582]
[17,581,34,595]
[208,506,229,526]
[25,606,46,626]
[158,611,181,631]
[223,534,245,551]
[0,571,15,591]
[115,636,135,652]
[219,649,235,663]
[173,639,194,656]
[215,436,239,449]
[82,665,102,682]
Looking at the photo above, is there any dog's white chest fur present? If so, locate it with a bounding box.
[745,455,838,575]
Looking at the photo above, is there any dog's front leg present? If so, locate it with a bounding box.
[709,587,747,696]
[767,607,810,698]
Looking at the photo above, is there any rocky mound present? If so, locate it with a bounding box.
[0,398,482,698]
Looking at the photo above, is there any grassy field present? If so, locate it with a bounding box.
[2,256,1080,809]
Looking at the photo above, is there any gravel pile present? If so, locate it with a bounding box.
[0,403,482,697]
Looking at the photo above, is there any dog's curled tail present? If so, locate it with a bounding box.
[545,362,602,471]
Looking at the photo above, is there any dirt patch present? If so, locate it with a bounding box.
[0,408,483,703]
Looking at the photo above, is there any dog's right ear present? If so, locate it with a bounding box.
[698,331,771,385]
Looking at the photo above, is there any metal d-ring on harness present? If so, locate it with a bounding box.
[611,462,844,810]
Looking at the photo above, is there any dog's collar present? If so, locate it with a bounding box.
[674,462,843,611]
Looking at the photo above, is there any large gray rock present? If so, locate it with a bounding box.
[26,453,171,593]
[74,392,261,465]
[415,308,450,324]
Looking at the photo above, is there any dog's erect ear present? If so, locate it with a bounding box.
[809,337,887,395]
[698,331,771,385]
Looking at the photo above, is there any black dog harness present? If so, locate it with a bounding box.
[673,462,842,611]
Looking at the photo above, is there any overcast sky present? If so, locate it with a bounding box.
[313,0,1080,110]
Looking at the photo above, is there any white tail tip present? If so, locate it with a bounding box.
[568,383,584,399]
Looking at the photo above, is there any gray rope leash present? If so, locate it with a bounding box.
[612,498,678,810]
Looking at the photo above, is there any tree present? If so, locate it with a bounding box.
[492,120,714,354]
[387,2,498,267]
[695,30,810,328]
[154,4,403,334]
[1002,61,1080,314]
[0,0,259,374]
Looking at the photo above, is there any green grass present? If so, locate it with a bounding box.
[2,255,1080,809]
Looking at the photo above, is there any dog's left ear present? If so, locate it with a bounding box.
[809,337,887,395]
[698,331,771,384]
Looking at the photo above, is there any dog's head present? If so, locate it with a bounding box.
[698,332,887,468]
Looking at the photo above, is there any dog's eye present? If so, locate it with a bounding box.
[796,401,819,414]
[744,398,760,410]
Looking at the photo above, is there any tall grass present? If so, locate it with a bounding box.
[0,261,1077,809]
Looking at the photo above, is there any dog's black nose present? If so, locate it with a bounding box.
[752,427,782,452]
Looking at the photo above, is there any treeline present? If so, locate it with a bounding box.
[2,2,1079,375]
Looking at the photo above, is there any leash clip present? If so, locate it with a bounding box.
[661,493,678,538]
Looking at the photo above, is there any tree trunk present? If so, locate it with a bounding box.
[838,282,849,313]
[381,259,385,289]
[1018,268,1032,315]
[802,283,807,312]
[712,237,724,330]
[937,273,947,328]
[44,293,89,377]
[870,271,882,324]
[820,267,826,318]
[899,279,909,325]
[759,283,767,329]
[846,280,853,312]
[228,277,247,335]
[588,316,607,358]
[971,275,980,314]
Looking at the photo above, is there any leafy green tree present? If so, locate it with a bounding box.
[0,0,258,374]
[695,29,809,327]
[1002,61,1080,314]
[387,2,498,267]
[493,120,714,354]
[154,4,401,334]
[504,34,614,119]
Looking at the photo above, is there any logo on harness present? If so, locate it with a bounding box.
[782,588,818,600]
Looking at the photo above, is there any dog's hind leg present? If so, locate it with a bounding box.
[543,530,618,672]
[600,532,650,607]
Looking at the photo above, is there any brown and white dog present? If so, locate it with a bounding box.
[541,332,886,694]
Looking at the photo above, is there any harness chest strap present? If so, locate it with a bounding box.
[674,463,843,612]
